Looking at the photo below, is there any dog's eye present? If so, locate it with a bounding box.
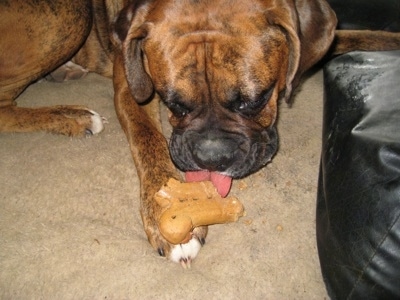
[229,85,274,116]
[166,102,191,118]
[163,91,192,118]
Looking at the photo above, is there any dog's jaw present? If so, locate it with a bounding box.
[169,125,278,182]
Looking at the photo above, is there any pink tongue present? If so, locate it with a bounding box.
[185,171,232,198]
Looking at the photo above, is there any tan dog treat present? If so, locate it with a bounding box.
[155,178,245,244]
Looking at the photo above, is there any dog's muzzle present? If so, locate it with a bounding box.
[188,130,239,172]
[169,126,278,180]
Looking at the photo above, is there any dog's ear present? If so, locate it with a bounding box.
[267,0,336,102]
[112,2,154,104]
[294,0,337,74]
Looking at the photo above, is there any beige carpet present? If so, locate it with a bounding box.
[0,70,328,299]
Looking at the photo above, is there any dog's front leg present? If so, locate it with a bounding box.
[113,54,207,267]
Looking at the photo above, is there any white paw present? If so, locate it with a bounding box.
[86,109,107,135]
[47,61,89,82]
[169,238,202,268]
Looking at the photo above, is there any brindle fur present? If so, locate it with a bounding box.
[1,0,399,262]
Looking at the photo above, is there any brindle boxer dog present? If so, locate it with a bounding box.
[1,0,399,267]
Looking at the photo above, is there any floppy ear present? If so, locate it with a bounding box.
[112,2,154,103]
[294,0,337,74]
[267,0,336,102]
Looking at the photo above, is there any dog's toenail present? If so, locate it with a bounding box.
[85,128,93,135]
[158,248,165,257]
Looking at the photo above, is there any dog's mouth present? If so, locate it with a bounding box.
[185,171,233,198]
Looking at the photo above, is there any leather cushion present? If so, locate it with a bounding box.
[317,50,400,299]
[327,0,400,31]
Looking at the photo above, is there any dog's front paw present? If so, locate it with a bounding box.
[51,105,107,136]
[145,216,207,268]
[83,109,107,136]
[169,238,202,268]
[168,226,207,268]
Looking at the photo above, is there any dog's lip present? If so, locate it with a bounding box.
[185,171,232,198]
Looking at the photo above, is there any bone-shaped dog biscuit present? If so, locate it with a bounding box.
[155,178,245,244]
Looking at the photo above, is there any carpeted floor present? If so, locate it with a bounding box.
[0,69,328,299]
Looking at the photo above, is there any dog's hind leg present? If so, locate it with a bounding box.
[0,0,105,136]
[45,61,89,83]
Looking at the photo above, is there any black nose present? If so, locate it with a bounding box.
[191,132,237,171]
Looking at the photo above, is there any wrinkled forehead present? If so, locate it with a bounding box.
[147,0,269,34]
[143,0,289,99]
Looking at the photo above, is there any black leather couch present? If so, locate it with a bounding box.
[317,1,400,299]
[328,0,400,32]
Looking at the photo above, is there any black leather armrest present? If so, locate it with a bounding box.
[327,0,400,31]
[317,50,400,299]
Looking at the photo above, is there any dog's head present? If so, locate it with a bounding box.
[113,0,336,195]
